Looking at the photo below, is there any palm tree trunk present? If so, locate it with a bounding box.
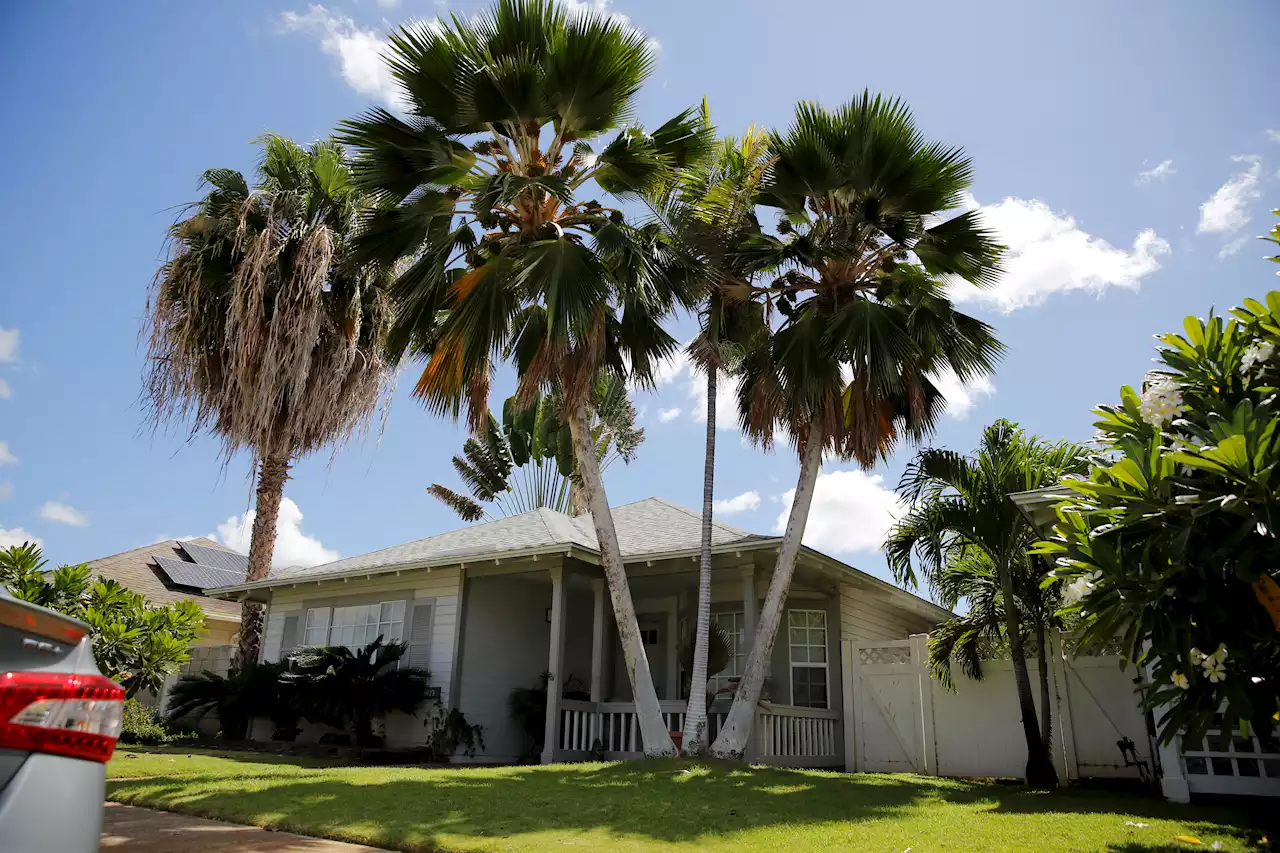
[233,449,291,670]
[999,560,1058,786]
[1035,619,1052,751]
[568,402,676,758]
[710,414,824,761]
[682,367,717,755]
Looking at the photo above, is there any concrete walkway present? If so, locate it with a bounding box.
[101,803,392,853]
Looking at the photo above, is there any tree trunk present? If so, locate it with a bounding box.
[233,449,291,670]
[710,414,824,761]
[568,402,675,758]
[1000,561,1058,786]
[682,366,717,756]
[1036,620,1053,750]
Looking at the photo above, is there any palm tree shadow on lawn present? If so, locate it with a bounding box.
[106,759,1267,851]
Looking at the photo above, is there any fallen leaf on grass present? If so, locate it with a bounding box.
[1176,837,1201,845]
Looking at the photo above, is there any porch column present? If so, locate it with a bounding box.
[741,563,758,763]
[589,578,606,747]
[541,563,568,765]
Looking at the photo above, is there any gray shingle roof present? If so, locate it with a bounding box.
[85,538,243,622]
[265,497,765,583]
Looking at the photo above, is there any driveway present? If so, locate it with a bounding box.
[101,803,392,853]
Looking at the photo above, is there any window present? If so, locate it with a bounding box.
[788,609,828,708]
[709,611,746,693]
[640,627,660,645]
[303,600,406,651]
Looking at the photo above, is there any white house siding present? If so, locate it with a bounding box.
[256,566,462,749]
[455,573,553,762]
[838,582,935,643]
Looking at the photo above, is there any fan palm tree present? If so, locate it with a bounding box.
[340,0,711,756]
[884,420,1089,786]
[708,93,1005,762]
[429,375,643,521]
[285,637,432,750]
[653,121,774,754]
[143,135,395,668]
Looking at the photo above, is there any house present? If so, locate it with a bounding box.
[207,497,949,767]
[86,537,245,682]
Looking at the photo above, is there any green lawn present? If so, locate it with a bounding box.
[106,748,1267,853]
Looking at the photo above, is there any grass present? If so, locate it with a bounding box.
[106,747,1270,853]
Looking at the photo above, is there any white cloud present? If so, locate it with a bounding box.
[1266,130,1280,143]
[1135,159,1175,185]
[713,490,761,515]
[0,526,41,550]
[928,367,995,420]
[562,0,660,50]
[214,497,338,568]
[375,0,400,7]
[279,6,408,110]
[0,328,17,363]
[774,469,904,554]
[0,442,16,466]
[645,348,740,430]
[0,482,11,501]
[657,407,681,423]
[39,501,88,527]
[1197,155,1263,236]
[952,195,1170,312]
[0,378,9,400]
[1219,236,1251,258]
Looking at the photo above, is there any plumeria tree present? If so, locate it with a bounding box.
[1043,293,1280,746]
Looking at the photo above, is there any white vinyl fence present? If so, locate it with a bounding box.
[844,634,1156,782]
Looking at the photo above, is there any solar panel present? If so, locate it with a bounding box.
[177,542,249,575]
[152,556,245,591]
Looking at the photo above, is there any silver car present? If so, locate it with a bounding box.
[0,589,124,853]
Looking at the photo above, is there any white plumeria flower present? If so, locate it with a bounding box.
[1172,671,1190,690]
[1138,380,1185,428]
[1204,661,1227,683]
[1209,643,1228,665]
[1190,647,1206,665]
[1062,576,1094,606]
[1240,340,1275,375]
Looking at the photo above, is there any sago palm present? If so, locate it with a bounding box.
[143,135,395,667]
[341,0,711,756]
[708,93,1005,761]
[654,120,774,754]
[884,420,1089,786]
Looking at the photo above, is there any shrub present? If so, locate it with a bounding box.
[119,698,192,746]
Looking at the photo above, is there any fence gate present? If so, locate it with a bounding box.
[847,639,924,773]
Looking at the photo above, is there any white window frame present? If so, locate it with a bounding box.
[709,611,747,693]
[787,609,829,709]
[302,600,407,652]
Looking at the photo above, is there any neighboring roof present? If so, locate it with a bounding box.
[1008,486,1075,540]
[206,496,947,620]
[84,538,243,622]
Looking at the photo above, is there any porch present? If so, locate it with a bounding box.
[554,698,842,767]
[527,549,846,769]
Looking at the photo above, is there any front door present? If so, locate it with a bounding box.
[638,614,665,699]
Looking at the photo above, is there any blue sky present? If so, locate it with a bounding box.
[1,0,1277,589]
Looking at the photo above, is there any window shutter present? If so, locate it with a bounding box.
[280,615,300,660]
[406,601,434,674]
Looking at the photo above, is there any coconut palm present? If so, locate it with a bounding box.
[707,93,1005,761]
[653,122,774,754]
[340,0,711,756]
[143,135,394,667]
[884,421,1090,786]
[429,375,644,521]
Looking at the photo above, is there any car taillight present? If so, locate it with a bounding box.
[0,672,125,763]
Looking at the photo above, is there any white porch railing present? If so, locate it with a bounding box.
[555,699,840,767]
